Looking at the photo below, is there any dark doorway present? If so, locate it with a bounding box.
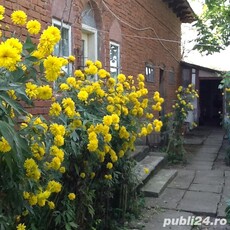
[199,79,223,126]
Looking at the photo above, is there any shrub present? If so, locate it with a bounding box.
[0,5,164,229]
[164,85,199,163]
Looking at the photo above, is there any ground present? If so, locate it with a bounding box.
[127,126,230,230]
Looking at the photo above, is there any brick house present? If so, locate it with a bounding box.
[2,0,195,115]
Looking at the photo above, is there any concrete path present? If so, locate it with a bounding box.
[128,127,230,230]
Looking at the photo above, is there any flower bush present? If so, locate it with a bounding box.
[164,85,199,163]
[0,5,164,230]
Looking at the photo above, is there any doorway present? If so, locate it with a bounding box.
[199,79,223,126]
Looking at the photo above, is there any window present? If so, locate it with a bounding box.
[169,68,175,84]
[182,68,191,87]
[52,19,72,73]
[110,42,120,78]
[81,24,98,66]
[145,64,154,83]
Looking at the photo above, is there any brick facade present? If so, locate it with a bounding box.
[1,0,192,114]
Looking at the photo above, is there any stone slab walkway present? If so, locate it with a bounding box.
[128,127,230,230]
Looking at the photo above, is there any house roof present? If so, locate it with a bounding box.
[181,61,225,74]
[163,0,196,23]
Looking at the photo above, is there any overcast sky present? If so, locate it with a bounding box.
[182,0,230,71]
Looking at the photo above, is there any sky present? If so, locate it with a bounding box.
[182,0,230,71]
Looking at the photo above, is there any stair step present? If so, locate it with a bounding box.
[129,145,150,162]
[134,155,165,187]
[141,169,178,197]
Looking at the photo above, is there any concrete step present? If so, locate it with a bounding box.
[134,155,165,187]
[141,169,178,197]
[129,145,150,162]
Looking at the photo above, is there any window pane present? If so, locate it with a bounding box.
[53,25,69,57]
[110,42,120,78]
[145,65,154,82]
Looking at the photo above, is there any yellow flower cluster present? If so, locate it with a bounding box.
[172,84,199,120]
[24,158,41,181]
[23,180,61,208]
[0,38,22,71]
[26,20,41,35]
[0,137,11,153]
[0,5,5,20]
[36,26,61,58]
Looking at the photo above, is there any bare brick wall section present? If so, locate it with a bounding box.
[2,0,184,115]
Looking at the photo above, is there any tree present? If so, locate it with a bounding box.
[193,0,230,54]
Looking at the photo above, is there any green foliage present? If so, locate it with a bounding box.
[164,85,199,163]
[193,0,230,54]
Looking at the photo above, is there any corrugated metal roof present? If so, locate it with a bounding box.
[163,0,196,23]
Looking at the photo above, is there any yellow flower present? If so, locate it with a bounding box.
[5,38,22,54]
[80,172,86,179]
[62,97,75,109]
[106,162,113,169]
[49,102,62,116]
[59,166,66,173]
[117,74,126,83]
[44,56,64,81]
[16,223,26,230]
[50,123,65,136]
[68,193,76,200]
[137,74,145,82]
[11,10,27,25]
[0,42,21,71]
[0,137,11,153]
[48,201,55,209]
[77,90,89,101]
[24,158,41,181]
[0,5,5,17]
[38,26,61,56]
[28,194,38,206]
[95,60,102,68]
[54,135,64,147]
[37,85,52,100]
[144,167,149,174]
[104,174,112,180]
[103,115,113,126]
[26,20,41,34]
[98,69,108,78]
[68,55,75,63]
[47,180,62,193]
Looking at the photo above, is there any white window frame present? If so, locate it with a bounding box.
[110,41,120,78]
[82,24,98,63]
[52,19,72,57]
[52,19,72,74]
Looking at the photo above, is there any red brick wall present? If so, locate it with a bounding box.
[1,0,183,114]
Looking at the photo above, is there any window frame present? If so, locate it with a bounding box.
[145,63,155,83]
[110,41,120,78]
[52,18,72,57]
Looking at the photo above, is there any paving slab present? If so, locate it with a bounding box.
[197,147,221,154]
[168,169,195,190]
[145,188,186,209]
[185,162,213,170]
[191,154,216,162]
[189,183,223,194]
[184,137,204,145]
[225,171,230,177]
[193,170,224,185]
[141,169,177,197]
[217,196,228,218]
[178,191,221,216]
[128,209,193,230]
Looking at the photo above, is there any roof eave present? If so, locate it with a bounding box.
[163,0,196,23]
